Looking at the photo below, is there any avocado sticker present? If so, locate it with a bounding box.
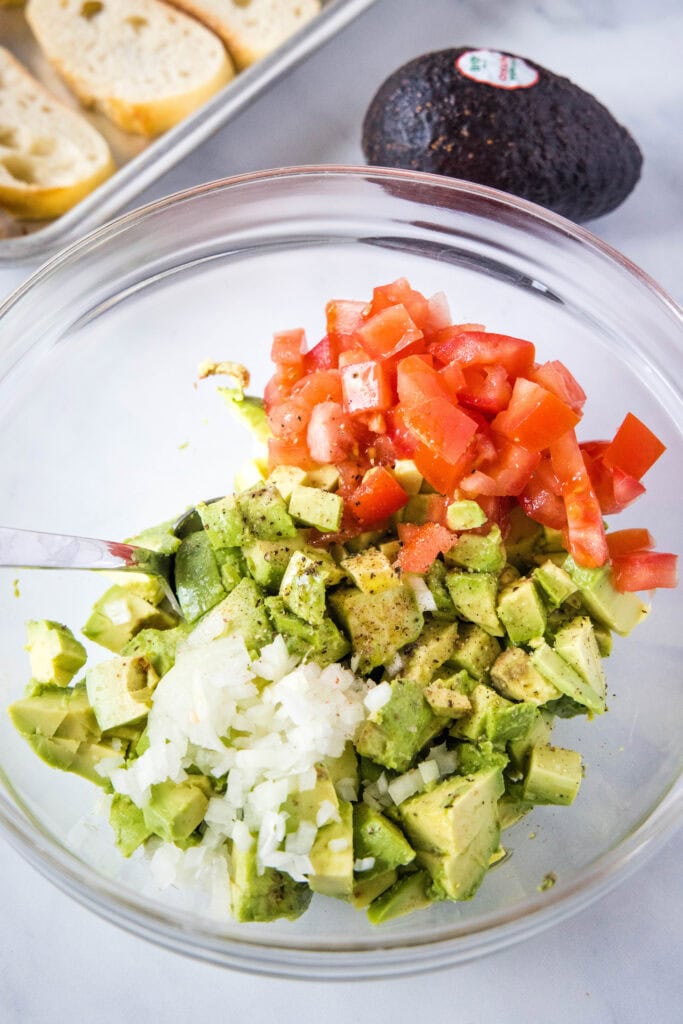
[456,49,539,90]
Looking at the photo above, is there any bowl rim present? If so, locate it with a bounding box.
[0,164,681,977]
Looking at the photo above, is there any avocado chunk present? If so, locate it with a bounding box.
[242,534,305,591]
[497,577,547,645]
[126,517,181,556]
[264,597,350,667]
[187,578,274,653]
[121,624,187,678]
[504,507,544,568]
[522,744,583,805]
[82,585,176,653]
[490,646,562,706]
[353,804,415,878]
[279,550,328,625]
[398,766,504,901]
[450,683,537,746]
[563,556,649,636]
[445,500,487,531]
[143,777,211,843]
[174,531,227,623]
[447,623,501,681]
[366,869,435,924]
[25,619,87,687]
[229,845,313,923]
[362,48,642,221]
[308,800,354,900]
[325,742,359,802]
[352,868,399,909]
[328,583,423,674]
[424,671,473,718]
[86,655,159,732]
[19,733,120,787]
[109,793,153,857]
[355,678,443,772]
[288,484,344,533]
[282,763,340,832]
[507,709,555,773]
[401,620,459,684]
[532,560,578,609]
[268,464,308,501]
[197,496,245,549]
[445,570,504,637]
[530,622,606,715]
[341,547,398,595]
[425,559,457,619]
[444,525,506,573]
[237,483,297,540]
[9,682,99,744]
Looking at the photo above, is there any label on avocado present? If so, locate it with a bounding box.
[456,49,539,90]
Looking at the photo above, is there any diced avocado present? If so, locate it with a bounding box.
[522,745,583,805]
[229,845,313,923]
[497,577,547,645]
[20,733,120,787]
[402,494,440,525]
[507,709,556,773]
[174,531,227,623]
[504,506,544,568]
[532,560,579,609]
[279,550,328,625]
[283,764,339,832]
[86,655,159,732]
[355,678,443,772]
[402,620,460,684]
[486,700,538,747]
[264,597,350,666]
[563,556,649,636]
[126,517,181,556]
[444,525,506,573]
[143,777,211,843]
[379,539,401,562]
[445,499,487,531]
[366,869,434,923]
[447,623,501,681]
[542,525,566,553]
[242,534,305,591]
[214,546,247,593]
[234,458,268,494]
[109,793,152,857]
[445,570,504,636]
[352,868,398,909]
[341,547,399,595]
[553,616,607,711]
[100,571,168,607]
[328,583,423,674]
[344,529,387,554]
[425,559,457,619]
[448,684,499,741]
[25,619,86,687]
[424,675,472,718]
[308,800,354,900]
[353,804,415,877]
[325,742,359,802]
[498,784,533,830]
[456,741,508,776]
[304,464,341,491]
[288,484,343,533]
[399,766,504,901]
[237,483,297,540]
[450,683,537,745]
[219,388,270,443]
[530,634,605,715]
[490,647,562,706]
[121,624,187,678]
[197,496,245,549]
[82,585,176,653]
[188,578,274,653]
[593,622,613,657]
[9,683,99,745]
[391,459,423,495]
[268,464,308,501]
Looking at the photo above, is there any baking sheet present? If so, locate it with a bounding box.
[0,0,377,264]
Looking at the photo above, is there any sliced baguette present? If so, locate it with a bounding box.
[165,0,322,69]
[0,46,114,219]
[25,0,235,136]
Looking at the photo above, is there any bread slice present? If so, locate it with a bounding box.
[0,46,114,219]
[165,0,322,69]
[25,0,235,136]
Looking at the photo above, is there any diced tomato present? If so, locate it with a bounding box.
[474,495,513,534]
[402,398,478,468]
[263,374,293,411]
[412,440,474,496]
[603,412,666,480]
[582,446,646,515]
[369,279,431,335]
[401,493,449,526]
[611,550,678,591]
[518,455,567,530]
[438,361,467,397]
[396,522,457,574]
[267,396,309,441]
[397,355,452,405]
[325,300,366,345]
[341,360,393,413]
[306,402,356,464]
[531,360,586,413]
[338,347,371,368]
[430,330,536,378]
[458,364,512,415]
[493,378,580,451]
[606,528,655,558]
[304,335,338,373]
[460,440,540,498]
[386,407,419,459]
[357,304,424,360]
[424,291,453,335]
[267,436,317,471]
[291,369,343,407]
[550,430,608,568]
[271,328,306,369]
[348,466,409,525]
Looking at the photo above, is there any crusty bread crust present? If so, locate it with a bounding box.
[25,0,234,136]
[165,0,321,69]
[0,46,114,219]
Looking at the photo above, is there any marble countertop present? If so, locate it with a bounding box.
[1,1,681,1020]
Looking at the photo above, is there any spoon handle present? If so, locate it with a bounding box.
[0,526,149,571]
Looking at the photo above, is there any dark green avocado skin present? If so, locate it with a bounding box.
[362,48,643,222]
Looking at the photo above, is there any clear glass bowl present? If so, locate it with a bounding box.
[0,167,681,979]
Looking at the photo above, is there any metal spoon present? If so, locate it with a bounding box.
[0,526,182,616]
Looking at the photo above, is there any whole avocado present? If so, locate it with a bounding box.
[361,47,643,222]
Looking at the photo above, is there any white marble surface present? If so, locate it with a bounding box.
[1,0,681,1020]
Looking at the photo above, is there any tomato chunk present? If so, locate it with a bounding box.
[531,360,586,413]
[402,398,478,467]
[325,300,366,345]
[606,528,655,558]
[550,430,608,568]
[397,355,452,405]
[611,551,678,591]
[458,364,512,415]
[370,279,431,335]
[493,378,580,451]
[307,402,356,464]
[304,335,338,373]
[271,328,305,369]
[460,441,540,498]
[518,455,567,529]
[396,522,457,574]
[348,466,409,525]
[341,360,393,413]
[358,304,424,359]
[603,412,666,480]
[430,330,536,378]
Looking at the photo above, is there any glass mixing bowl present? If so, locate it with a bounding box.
[0,167,681,979]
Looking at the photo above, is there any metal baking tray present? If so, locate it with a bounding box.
[0,0,377,264]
